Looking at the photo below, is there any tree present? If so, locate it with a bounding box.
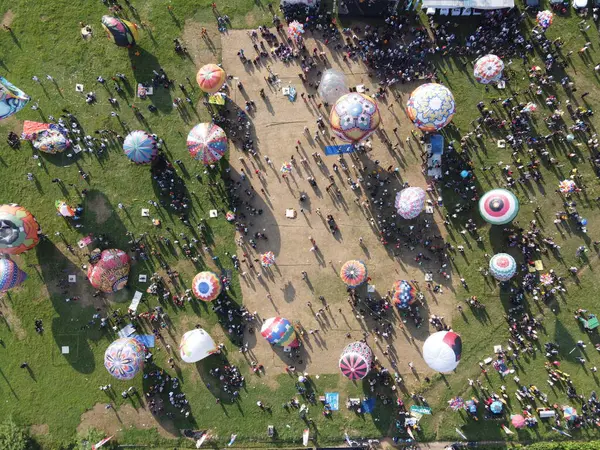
[0,417,30,450]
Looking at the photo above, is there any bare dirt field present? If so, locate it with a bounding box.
[219,30,457,378]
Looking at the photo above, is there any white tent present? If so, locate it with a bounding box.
[422,0,513,9]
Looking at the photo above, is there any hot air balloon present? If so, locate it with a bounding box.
[473,54,504,84]
[179,329,217,363]
[317,69,348,104]
[392,280,417,309]
[260,317,300,349]
[422,331,462,373]
[22,121,71,154]
[0,204,41,255]
[196,64,226,94]
[340,260,367,288]
[287,21,305,39]
[123,130,157,164]
[55,200,76,218]
[87,249,131,293]
[0,77,29,120]
[261,251,276,267]
[479,189,519,225]
[406,83,456,132]
[192,271,222,302]
[0,258,27,292]
[339,341,373,380]
[330,93,381,144]
[489,253,517,282]
[187,123,228,165]
[104,337,145,380]
[101,15,139,47]
[395,187,426,219]
[536,10,553,29]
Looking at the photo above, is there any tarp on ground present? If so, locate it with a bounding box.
[324,144,354,156]
[422,0,513,8]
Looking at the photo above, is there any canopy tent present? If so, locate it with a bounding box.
[422,0,513,8]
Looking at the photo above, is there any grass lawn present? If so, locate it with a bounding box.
[3,0,600,448]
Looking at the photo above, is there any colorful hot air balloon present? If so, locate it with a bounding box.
[536,10,553,29]
[0,204,40,255]
[55,200,76,218]
[340,260,367,288]
[0,258,27,292]
[473,54,504,84]
[192,271,222,302]
[87,249,131,293]
[260,317,299,349]
[22,121,71,154]
[260,251,276,268]
[479,189,519,225]
[422,331,462,373]
[196,64,226,94]
[339,341,373,380]
[330,93,381,144]
[392,280,416,309]
[287,21,305,40]
[187,123,228,165]
[0,77,29,120]
[317,69,348,104]
[179,329,217,363]
[101,15,139,47]
[104,337,145,380]
[123,130,157,164]
[395,187,426,220]
[489,253,517,282]
[406,83,456,132]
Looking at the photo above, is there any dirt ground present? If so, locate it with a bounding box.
[219,30,457,377]
[1,10,14,28]
[78,402,178,439]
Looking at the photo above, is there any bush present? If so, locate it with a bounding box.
[0,418,30,450]
[527,443,600,450]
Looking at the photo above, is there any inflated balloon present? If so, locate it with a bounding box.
[192,271,222,302]
[392,280,416,309]
[406,83,455,132]
[104,337,145,380]
[340,260,367,288]
[179,329,217,363]
[422,331,462,373]
[0,258,27,292]
[479,189,519,225]
[87,248,131,293]
[0,77,29,121]
[489,253,517,282]
[0,204,41,255]
[473,54,504,84]
[101,15,139,48]
[187,123,228,165]
[395,187,426,220]
[339,341,373,380]
[124,130,157,164]
[317,69,348,104]
[196,64,226,94]
[22,121,71,154]
[330,93,381,143]
[260,317,299,349]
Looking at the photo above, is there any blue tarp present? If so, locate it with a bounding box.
[134,335,155,348]
[362,397,376,414]
[324,144,354,156]
[430,134,444,155]
[325,392,339,411]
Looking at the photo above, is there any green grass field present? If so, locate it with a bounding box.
[3,0,600,448]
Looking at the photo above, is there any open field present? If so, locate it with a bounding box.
[4,0,600,449]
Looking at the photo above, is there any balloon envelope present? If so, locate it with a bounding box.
[87,249,131,293]
[101,15,139,47]
[392,280,416,309]
[473,54,504,84]
[339,341,373,380]
[318,69,348,104]
[260,317,299,348]
[124,130,157,164]
[0,204,40,255]
[422,331,462,373]
[479,189,519,225]
[104,337,145,380]
[196,64,226,94]
[187,123,228,165]
[0,258,27,292]
[406,83,455,132]
[55,200,76,218]
[179,329,217,363]
[192,271,222,301]
[395,187,426,219]
[489,253,517,281]
[340,260,367,288]
[0,77,30,121]
[22,120,71,154]
[330,93,381,143]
